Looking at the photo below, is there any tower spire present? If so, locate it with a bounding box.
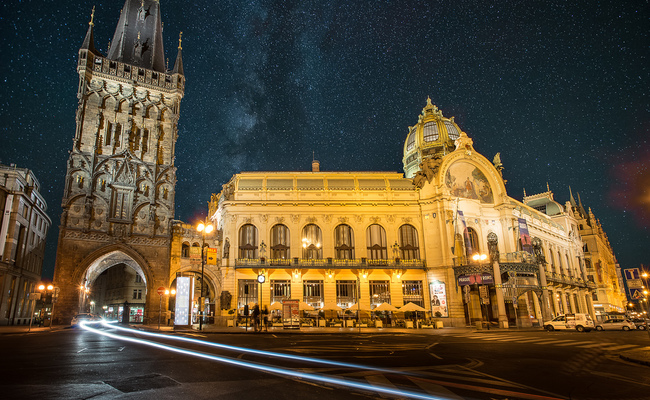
[80,6,98,54]
[172,31,184,75]
[107,0,167,72]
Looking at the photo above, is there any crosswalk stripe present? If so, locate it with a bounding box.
[408,376,465,400]
[603,344,639,351]
[511,339,556,343]
[555,341,595,346]
[545,340,577,345]
[578,342,615,348]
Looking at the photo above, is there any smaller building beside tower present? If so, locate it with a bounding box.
[0,163,51,325]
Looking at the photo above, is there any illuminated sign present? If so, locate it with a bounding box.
[175,277,193,326]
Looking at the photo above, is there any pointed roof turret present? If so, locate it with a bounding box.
[172,31,184,75]
[107,0,166,72]
[569,186,577,207]
[80,6,98,55]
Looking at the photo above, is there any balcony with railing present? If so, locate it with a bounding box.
[234,257,426,269]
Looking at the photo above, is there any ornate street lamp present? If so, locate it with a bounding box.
[197,222,213,331]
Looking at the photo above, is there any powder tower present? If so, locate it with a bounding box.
[53,0,184,324]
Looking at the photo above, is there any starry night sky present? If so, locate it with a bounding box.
[1,1,648,281]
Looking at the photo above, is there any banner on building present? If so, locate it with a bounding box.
[429,281,448,317]
[518,218,532,254]
[174,277,193,326]
[190,247,201,264]
[458,210,472,256]
[207,248,217,265]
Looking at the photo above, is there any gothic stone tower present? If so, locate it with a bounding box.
[53,0,184,324]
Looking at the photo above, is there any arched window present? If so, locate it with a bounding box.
[398,224,420,260]
[464,227,480,258]
[301,224,322,259]
[270,224,290,259]
[334,224,355,259]
[238,224,258,259]
[181,242,190,258]
[366,224,387,260]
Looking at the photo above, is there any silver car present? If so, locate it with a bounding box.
[595,319,636,331]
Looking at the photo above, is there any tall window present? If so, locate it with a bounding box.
[336,280,357,308]
[464,227,480,258]
[334,224,355,259]
[238,224,258,259]
[301,224,322,259]
[422,121,439,142]
[181,242,190,258]
[366,224,387,260]
[270,224,290,259]
[237,279,258,310]
[398,224,420,260]
[110,186,134,221]
[402,281,424,307]
[270,280,291,303]
[370,280,391,307]
[303,280,323,308]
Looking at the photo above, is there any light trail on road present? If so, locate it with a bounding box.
[100,320,400,374]
[79,320,449,400]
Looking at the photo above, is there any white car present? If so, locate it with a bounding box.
[71,313,100,326]
[543,313,594,332]
[595,319,636,331]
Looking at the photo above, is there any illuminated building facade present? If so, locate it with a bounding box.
[206,99,599,327]
[569,193,626,318]
[0,163,51,325]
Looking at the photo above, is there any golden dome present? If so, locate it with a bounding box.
[402,97,463,178]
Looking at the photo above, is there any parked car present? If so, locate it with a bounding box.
[631,318,649,330]
[594,319,636,331]
[71,313,100,326]
[543,313,594,332]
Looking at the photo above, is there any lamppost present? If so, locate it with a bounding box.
[197,222,213,331]
[37,283,57,329]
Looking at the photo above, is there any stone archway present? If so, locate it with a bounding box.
[80,250,150,323]
[53,239,171,325]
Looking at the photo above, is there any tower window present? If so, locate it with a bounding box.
[444,122,460,140]
[422,122,439,142]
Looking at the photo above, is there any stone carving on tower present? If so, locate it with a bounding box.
[53,0,184,324]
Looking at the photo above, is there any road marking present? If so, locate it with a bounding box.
[77,348,87,353]
[365,374,397,388]
[118,346,125,351]
[577,342,615,348]
[408,377,465,400]
[602,344,639,351]
[511,339,557,343]
[543,340,576,345]
[554,341,593,346]
[428,352,443,360]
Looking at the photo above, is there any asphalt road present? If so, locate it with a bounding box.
[1,325,649,400]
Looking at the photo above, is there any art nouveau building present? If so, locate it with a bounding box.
[205,99,598,328]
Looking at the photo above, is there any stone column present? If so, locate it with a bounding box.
[488,233,508,328]
[568,291,577,314]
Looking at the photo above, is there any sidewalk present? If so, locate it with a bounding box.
[2,323,649,367]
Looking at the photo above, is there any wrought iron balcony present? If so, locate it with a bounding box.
[234,257,426,269]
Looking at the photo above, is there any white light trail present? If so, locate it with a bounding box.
[79,321,450,400]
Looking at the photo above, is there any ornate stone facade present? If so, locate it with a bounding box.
[53,0,183,324]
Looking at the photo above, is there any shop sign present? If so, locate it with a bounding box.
[458,272,494,286]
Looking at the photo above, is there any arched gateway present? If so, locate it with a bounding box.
[53,0,184,325]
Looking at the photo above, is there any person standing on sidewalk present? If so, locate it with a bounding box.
[252,304,260,332]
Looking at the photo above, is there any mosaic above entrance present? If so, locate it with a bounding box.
[445,161,494,203]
